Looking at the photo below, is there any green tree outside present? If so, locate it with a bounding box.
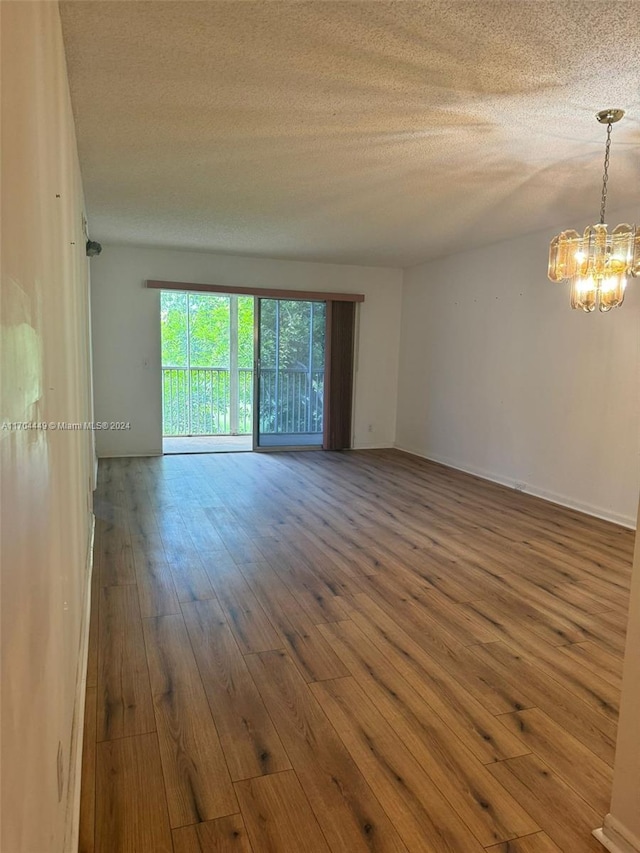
[161,292,254,435]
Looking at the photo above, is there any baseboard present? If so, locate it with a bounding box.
[394,444,636,529]
[351,442,395,451]
[594,814,640,853]
[63,515,95,853]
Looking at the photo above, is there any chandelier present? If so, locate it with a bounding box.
[548,109,639,312]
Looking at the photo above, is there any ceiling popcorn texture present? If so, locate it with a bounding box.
[60,1,639,267]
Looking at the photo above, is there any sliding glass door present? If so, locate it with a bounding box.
[255,298,326,448]
[157,284,358,454]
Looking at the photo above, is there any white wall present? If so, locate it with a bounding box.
[1,3,95,851]
[396,215,640,527]
[90,245,403,456]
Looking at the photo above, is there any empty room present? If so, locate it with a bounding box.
[2,2,640,853]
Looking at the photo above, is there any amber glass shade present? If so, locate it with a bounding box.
[631,227,640,277]
[570,276,596,312]
[548,223,635,312]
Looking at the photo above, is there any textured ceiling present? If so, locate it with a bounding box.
[60,1,640,267]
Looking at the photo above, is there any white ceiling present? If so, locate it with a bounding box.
[60,1,640,268]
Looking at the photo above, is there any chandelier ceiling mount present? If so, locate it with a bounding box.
[595,108,625,125]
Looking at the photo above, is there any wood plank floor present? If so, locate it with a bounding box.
[80,449,633,853]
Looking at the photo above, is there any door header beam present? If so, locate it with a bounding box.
[146,280,364,303]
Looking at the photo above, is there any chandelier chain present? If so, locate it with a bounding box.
[599,120,613,224]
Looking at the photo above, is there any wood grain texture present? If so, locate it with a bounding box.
[235,771,330,853]
[206,510,264,564]
[143,614,238,827]
[200,552,283,654]
[556,640,623,690]
[172,814,252,853]
[86,547,100,689]
[310,676,488,851]
[317,620,538,847]
[97,584,155,741]
[465,597,623,713]
[240,561,349,682]
[487,755,604,853]
[246,649,409,852]
[95,733,173,853]
[131,534,181,618]
[348,595,530,764]
[98,511,136,587]
[182,598,291,781]
[155,515,217,602]
[485,832,563,853]
[251,535,357,623]
[82,450,631,853]
[181,507,226,553]
[497,707,613,815]
[79,687,97,853]
[467,641,617,765]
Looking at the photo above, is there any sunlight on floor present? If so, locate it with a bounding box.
[163,435,252,454]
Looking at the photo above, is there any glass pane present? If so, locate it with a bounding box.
[161,292,188,435]
[189,293,230,367]
[161,291,254,439]
[161,291,188,367]
[312,302,326,370]
[237,296,254,369]
[278,300,310,369]
[259,298,277,369]
[237,296,254,435]
[258,299,325,447]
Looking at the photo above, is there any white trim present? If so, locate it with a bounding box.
[351,442,395,451]
[394,444,636,530]
[594,814,640,853]
[63,515,95,853]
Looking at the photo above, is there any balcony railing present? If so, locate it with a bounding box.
[162,367,324,437]
[162,367,253,436]
[259,368,324,435]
